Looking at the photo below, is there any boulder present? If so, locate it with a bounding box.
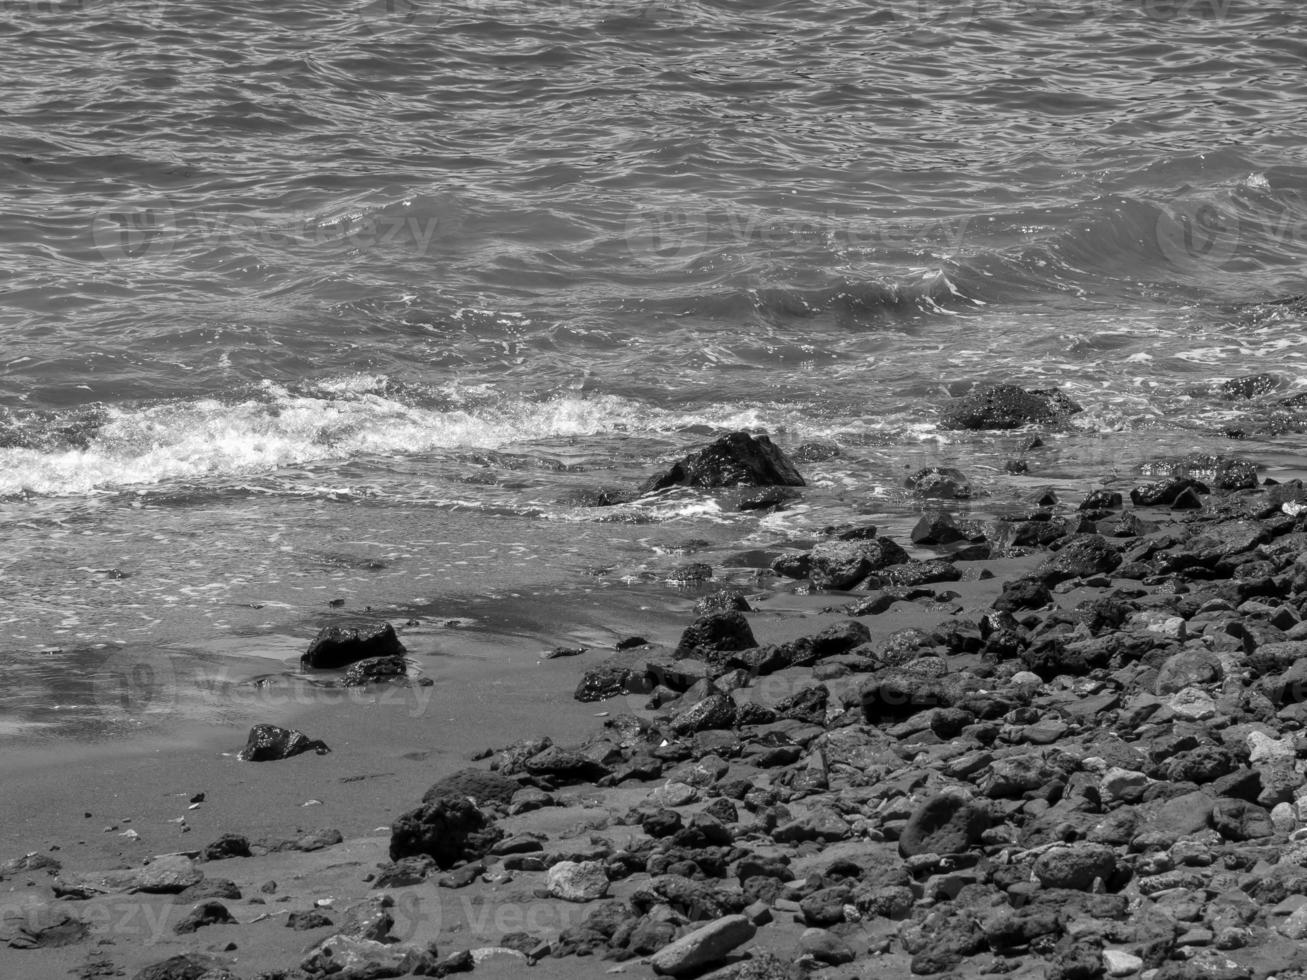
[641,432,805,494]
[911,511,969,545]
[173,901,235,934]
[302,621,405,669]
[939,383,1082,430]
[236,724,330,762]
[808,537,909,591]
[1033,844,1117,890]
[300,934,434,979]
[1035,534,1121,584]
[899,793,990,858]
[650,914,757,976]
[675,611,757,659]
[905,467,972,499]
[389,795,502,868]
[423,768,520,807]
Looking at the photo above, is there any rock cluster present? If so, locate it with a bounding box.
[24,432,1307,980]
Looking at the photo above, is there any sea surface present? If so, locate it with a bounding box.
[2,0,1307,739]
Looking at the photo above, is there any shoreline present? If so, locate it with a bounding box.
[4,428,1307,980]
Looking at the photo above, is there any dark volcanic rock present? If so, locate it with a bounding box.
[236,724,330,762]
[202,834,251,861]
[1035,534,1121,584]
[898,793,990,858]
[675,611,757,659]
[905,467,972,499]
[131,954,237,980]
[1221,372,1283,399]
[1130,477,1208,508]
[641,431,805,494]
[939,383,1082,430]
[173,901,235,934]
[342,655,407,686]
[670,692,737,735]
[1210,798,1275,841]
[808,537,909,590]
[911,511,968,545]
[301,621,406,669]
[993,577,1052,612]
[1141,454,1259,492]
[423,768,520,807]
[859,670,958,724]
[389,795,502,868]
[574,659,636,703]
[523,744,611,782]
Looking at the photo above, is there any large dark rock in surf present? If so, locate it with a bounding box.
[389,795,502,868]
[1220,373,1283,400]
[342,655,407,686]
[905,467,972,499]
[641,432,805,494]
[939,384,1082,431]
[302,621,406,669]
[236,724,331,762]
[1139,454,1258,492]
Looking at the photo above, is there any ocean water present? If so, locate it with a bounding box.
[2,0,1307,737]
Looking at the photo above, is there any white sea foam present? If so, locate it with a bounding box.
[0,379,909,497]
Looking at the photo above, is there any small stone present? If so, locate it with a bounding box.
[1272,802,1298,834]
[1100,768,1149,804]
[1165,687,1217,721]
[1101,949,1143,977]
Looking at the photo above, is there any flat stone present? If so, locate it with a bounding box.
[545,860,609,902]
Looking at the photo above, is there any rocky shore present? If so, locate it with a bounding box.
[7,389,1307,980]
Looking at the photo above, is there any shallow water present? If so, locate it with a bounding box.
[2,0,1306,737]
